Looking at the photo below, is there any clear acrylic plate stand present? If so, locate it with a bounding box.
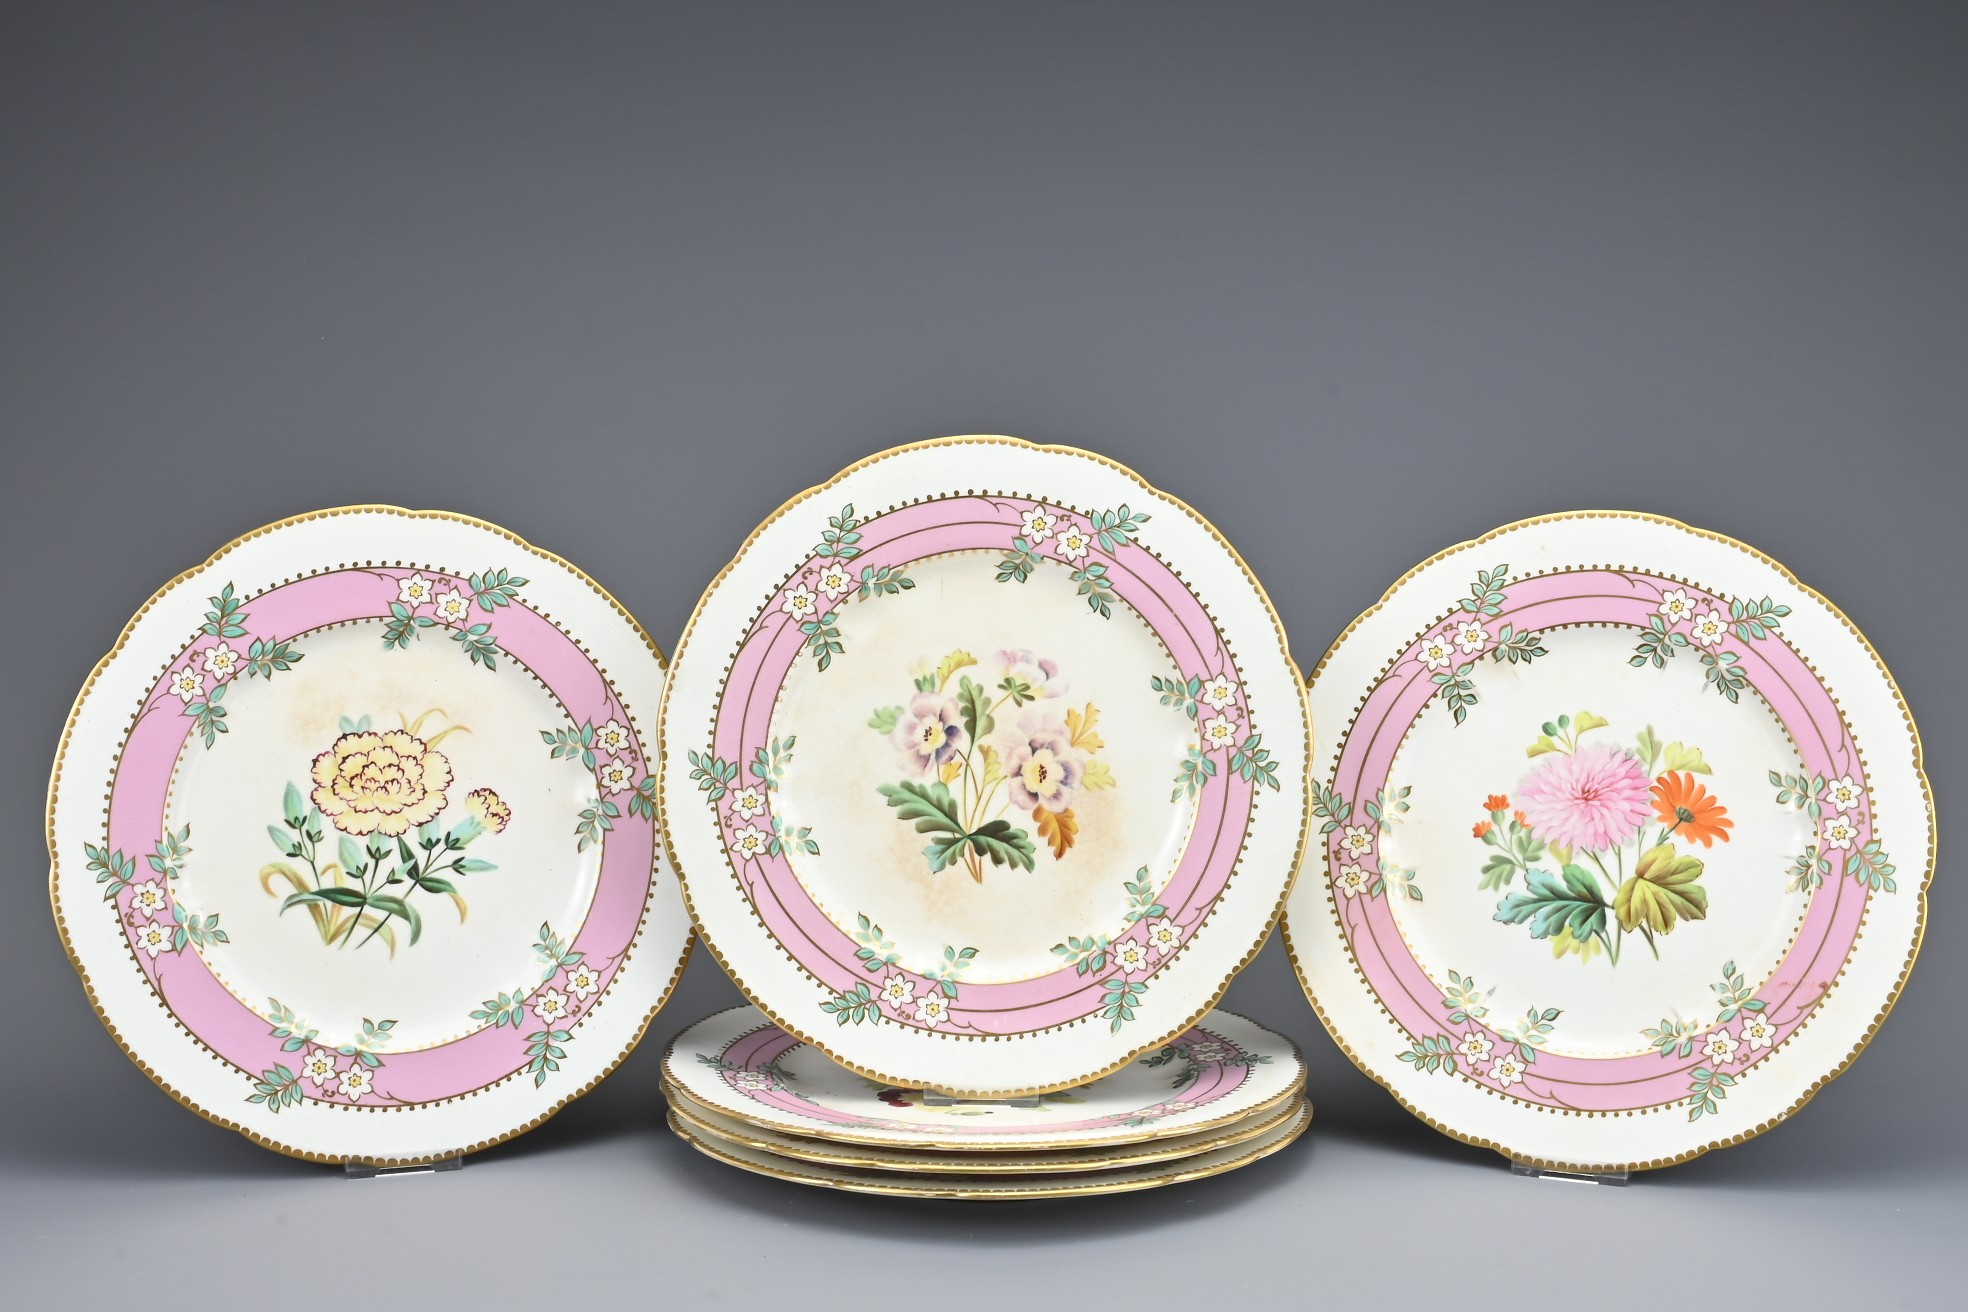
[1510,1160,1629,1186]
[344,1156,465,1180]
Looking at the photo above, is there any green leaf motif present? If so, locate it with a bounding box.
[1614,843,1710,935]
[1495,865,1608,941]
[1398,1034,1459,1075]
[820,982,882,1026]
[1150,673,1202,720]
[868,705,904,733]
[996,536,1041,584]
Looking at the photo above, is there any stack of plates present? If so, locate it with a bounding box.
[661,1005,1307,1198]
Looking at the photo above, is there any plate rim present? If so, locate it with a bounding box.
[664,1084,1305,1173]
[660,1003,1307,1150]
[1283,507,1934,1174]
[46,503,695,1166]
[657,435,1313,1098]
[665,1098,1311,1200]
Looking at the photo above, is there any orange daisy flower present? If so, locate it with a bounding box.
[1472,820,1494,839]
[1651,772,1734,847]
[1485,794,1510,814]
[1514,810,1530,828]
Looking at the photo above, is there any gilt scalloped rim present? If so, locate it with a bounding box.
[667,1098,1312,1200]
[661,1004,1304,1150]
[47,506,694,1165]
[657,437,1312,1098]
[1285,511,1932,1173]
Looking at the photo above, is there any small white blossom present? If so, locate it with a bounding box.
[1198,675,1239,710]
[1689,609,1729,648]
[1416,633,1456,671]
[1453,620,1489,654]
[397,573,435,607]
[1336,825,1376,859]
[130,881,168,916]
[1821,813,1862,851]
[728,825,772,863]
[729,787,768,821]
[131,918,172,958]
[433,589,472,624]
[1488,1053,1526,1088]
[1144,919,1182,957]
[1019,506,1061,542]
[1700,1029,1740,1065]
[1821,775,1864,814]
[1456,1032,1494,1065]
[301,1050,340,1088]
[1201,715,1241,750]
[1332,862,1372,899]
[593,719,634,756]
[533,988,574,1030]
[816,559,857,600]
[1739,1011,1778,1051]
[1657,589,1697,623]
[878,972,917,1010]
[338,1065,375,1101]
[169,666,206,703]
[565,962,604,1000]
[201,643,242,680]
[597,756,638,794]
[914,993,951,1027]
[782,584,820,623]
[1112,938,1153,976]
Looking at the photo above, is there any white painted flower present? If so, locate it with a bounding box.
[338,1065,374,1101]
[1821,775,1864,814]
[1453,619,1489,655]
[397,572,435,607]
[131,917,172,958]
[1689,608,1729,648]
[1201,715,1240,750]
[593,719,634,756]
[1336,825,1376,859]
[532,988,574,1029]
[565,962,604,1001]
[130,881,168,916]
[1456,1031,1494,1065]
[728,825,772,863]
[781,583,820,623]
[1112,938,1153,976]
[1053,524,1094,562]
[201,642,242,680]
[1144,918,1183,956]
[1488,1053,1527,1088]
[729,787,768,821]
[1019,505,1061,542]
[914,993,951,1027]
[301,1049,340,1088]
[1198,675,1239,710]
[1150,1100,1197,1118]
[596,756,638,794]
[169,666,205,703]
[816,558,857,600]
[1657,588,1698,623]
[1184,1037,1236,1065]
[729,1068,776,1091]
[1701,1029,1740,1065]
[1332,862,1372,899]
[433,588,472,624]
[1821,812,1862,851]
[1416,632,1456,671]
[878,972,917,1010]
[1740,1011,1778,1051]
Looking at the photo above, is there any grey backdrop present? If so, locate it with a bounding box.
[3,3,1960,1307]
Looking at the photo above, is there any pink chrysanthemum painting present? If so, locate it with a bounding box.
[1515,741,1652,853]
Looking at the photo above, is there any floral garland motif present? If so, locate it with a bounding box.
[91,825,228,967]
[248,1008,399,1112]
[689,735,819,882]
[1140,1032,1272,1090]
[541,712,658,851]
[469,922,612,1087]
[1153,667,1281,800]
[1407,563,1549,727]
[1772,768,1897,894]
[995,500,1151,619]
[1396,970,1561,1092]
[772,504,919,672]
[1628,584,1790,704]
[381,567,527,670]
[1049,867,1185,1032]
[159,582,306,748]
